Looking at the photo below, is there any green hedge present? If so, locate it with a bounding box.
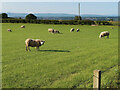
[96,21,112,25]
[0,18,112,25]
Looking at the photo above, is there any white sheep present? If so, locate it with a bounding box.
[70,28,74,32]
[21,25,25,28]
[48,28,54,33]
[7,29,12,32]
[76,29,80,32]
[99,31,110,38]
[25,39,45,51]
[54,30,60,33]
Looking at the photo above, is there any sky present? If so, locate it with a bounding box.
[1,2,118,16]
[1,0,120,2]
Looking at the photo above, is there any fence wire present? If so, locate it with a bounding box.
[101,64,118,73]
[101,64,118,88]
[72,75,93,89]
[71,64,118,88]
[102,76,118,88]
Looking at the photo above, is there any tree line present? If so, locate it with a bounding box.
[0,13,112,25]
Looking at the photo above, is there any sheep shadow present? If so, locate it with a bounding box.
[53,33,63,34]
[58,33,63,34]
[39,50,70,52]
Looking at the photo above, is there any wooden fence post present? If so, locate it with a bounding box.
[93,70,101,90]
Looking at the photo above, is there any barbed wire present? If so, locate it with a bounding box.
[71,64,118,89]
[101,64,118,74]
[100,64,118,88]
[102,76,117,88]
[71,75,93,89]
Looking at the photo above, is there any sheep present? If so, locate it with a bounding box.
[70,28,74,32]
[25,39,45,51]
[76,29,80,32]
[8,29,12,32]
[21,25,25,28]
[91,25,98,26]
[54,30,60,33]
[48,28,54,33]
[99,31,110,38]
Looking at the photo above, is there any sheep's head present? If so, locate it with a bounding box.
[99,35,101,38]
[40,40,45,45]
[99,34,103,38]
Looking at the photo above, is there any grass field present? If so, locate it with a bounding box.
[2,23,118,88]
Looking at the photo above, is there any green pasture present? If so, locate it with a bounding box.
[2,23,118,88]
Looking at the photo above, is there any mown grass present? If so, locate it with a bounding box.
[2,23,118,88]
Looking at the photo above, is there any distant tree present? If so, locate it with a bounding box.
[25,13,37,20]
[0,13,8,18]
[109,19,113,21]
[74,16,82,20]
[19,17,22,19]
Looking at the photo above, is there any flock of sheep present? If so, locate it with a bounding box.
[48,28,60,33]
[7,25,25,32]
[70,28,80,32]
[7,25,110,51]
[48,28,80,33]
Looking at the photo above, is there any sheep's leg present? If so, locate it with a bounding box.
[26,46,28,51]
[36,47,39,51]
[28,46,31,51]
[107,36,109,38]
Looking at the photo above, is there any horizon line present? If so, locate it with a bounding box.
[0,12,118,16]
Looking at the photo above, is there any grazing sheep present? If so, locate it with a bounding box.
[54,30,60,33]
[48,28,54,33]
[76,29,80,32]
[25,39,45,51]
[91,25,98,26]
[99,31,110,38]
[70,28,74,32]
[8,29,12,32]
[21,25,25,28]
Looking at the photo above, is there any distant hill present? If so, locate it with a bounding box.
[3,12,117,18]
[6,13,76,17]
[1,12,117,21]
[81,14,117,17]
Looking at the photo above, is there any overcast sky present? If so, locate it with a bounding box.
[1,1,118,16]
[1,0,120,2]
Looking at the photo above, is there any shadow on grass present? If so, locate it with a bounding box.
[53,33,63,34]
[39,49,70,52]
[59,33,63,34]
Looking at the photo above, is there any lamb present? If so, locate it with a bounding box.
[8,29,12,32]
[48,28,54,33]
[99,31,110,38]
[76,29,80,32]
[70,28,74,32]
[25,39,45,51]
[21,25,25,28]
[54,30,60,33]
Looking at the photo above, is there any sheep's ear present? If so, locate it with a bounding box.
[38,41,41,45]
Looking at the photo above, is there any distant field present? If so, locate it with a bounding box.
[2,23,118,88]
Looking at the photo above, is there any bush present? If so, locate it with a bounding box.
[1,18,112,25]
[96,21,112,25]
[0,13,8,19]
[25,14,37,20]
